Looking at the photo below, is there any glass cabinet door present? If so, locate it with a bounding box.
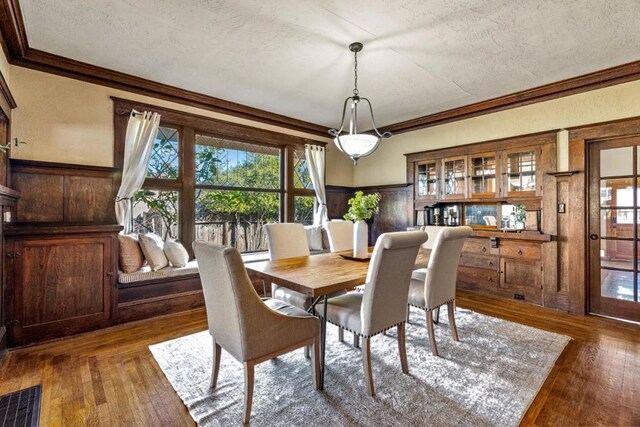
[505,148,538,196]
[442,156,467,199]
[469,152,499,198]
[416,160,439,200]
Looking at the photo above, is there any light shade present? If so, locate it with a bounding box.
[334,134,380,159]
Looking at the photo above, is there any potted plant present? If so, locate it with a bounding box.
[514,205,527,230]
[344,191,381,258]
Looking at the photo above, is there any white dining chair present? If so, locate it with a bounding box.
[408,226,472,356]
[324,220,354,252]
[315,231,428,396]
[193,241,321,424]
[263,223,345,356]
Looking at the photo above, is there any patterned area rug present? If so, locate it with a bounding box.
[150,306,570,426]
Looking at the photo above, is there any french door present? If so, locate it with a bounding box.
[589,136,640,322]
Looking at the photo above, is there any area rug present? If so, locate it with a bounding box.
[150,307,570,426]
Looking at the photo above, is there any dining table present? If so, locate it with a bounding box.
[245,247,430,390]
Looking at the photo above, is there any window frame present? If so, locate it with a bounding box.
[113,97,324,255]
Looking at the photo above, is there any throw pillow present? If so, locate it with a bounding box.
[138,233,169,271]
[118,234,146,273]
[304,225,324,251]
[164,239,189,267]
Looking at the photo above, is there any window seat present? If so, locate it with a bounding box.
[117,249,330,285]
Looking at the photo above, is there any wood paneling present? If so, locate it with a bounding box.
[12,172,64,222]
[10,159,117,224]
[325,185,352,220]
[4,226,120,346]
[360,184,411,243]
[66,176,115,223]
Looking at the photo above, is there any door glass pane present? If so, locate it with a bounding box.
[600,209,635,238]
[601,147,633,177]
[294,196,315,225]
[600,178,635,207]
[600,239,634,270]
[147,127,180,179]
[601,269,634,301]
[417,164,427,196]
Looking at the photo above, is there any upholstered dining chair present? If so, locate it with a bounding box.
[324,220,354,252]
[193,241,321,425]
[315,231,428,396]
[408,226,472,356]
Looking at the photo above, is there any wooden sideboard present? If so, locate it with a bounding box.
[406,131,567,309]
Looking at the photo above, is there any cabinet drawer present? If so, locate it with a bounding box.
[500,241,541,260]
[462,238,498,255]
[457,266,499,291]
[459,253,499,270]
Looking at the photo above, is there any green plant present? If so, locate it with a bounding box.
[514,205,527,224]
[344,191,381,222]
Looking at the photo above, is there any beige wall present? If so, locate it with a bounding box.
[8,66,355,186]
[354,79,640,186]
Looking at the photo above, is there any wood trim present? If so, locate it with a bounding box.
[10,158,118,174]
[112,98,325,152]
[0,67,15,116]
[0,0,327,137]
[382,60,640,135]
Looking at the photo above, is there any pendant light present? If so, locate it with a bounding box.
[329,42,392,164]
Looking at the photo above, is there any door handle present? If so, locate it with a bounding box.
[590,234,599,240]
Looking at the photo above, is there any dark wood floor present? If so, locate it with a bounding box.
[1,290,639,426]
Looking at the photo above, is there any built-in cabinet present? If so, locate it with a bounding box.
[407,131,561,308]
[4,226,120,346]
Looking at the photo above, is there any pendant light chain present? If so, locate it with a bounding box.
[353,50,359,96]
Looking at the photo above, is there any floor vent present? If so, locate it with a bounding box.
[0,384,41,427]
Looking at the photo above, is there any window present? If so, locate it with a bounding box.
[116,100,322,254]
[195,135,283,252]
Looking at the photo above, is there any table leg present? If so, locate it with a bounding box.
[320,295,328,390]
[262,280,268,298]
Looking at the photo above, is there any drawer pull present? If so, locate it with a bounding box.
[481,247,487,253]
[488,261,494,267]
[517,249,523,255]
[487,277,493,282]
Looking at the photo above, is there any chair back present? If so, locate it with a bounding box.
[324,220,354,252]
[419,225,446,250]
[263,223,310,260]
[361,231,428,336]
[193,241,267,362]
[423,226,472,309]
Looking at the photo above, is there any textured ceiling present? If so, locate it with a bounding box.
[19,0,640,128]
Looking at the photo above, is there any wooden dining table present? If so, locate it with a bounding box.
[245,247,430,390]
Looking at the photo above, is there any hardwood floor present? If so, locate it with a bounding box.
[1,290,639,426]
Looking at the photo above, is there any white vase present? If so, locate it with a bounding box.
[353,220,369,258]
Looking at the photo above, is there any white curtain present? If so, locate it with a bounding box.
[115,110,161,233]
[304,144,328,225]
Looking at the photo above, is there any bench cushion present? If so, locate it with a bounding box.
[118,259,199,284]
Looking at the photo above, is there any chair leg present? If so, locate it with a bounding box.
[211,340,221,389]
[447,301,459,342]
[362,337,375,396]
[433,306,441,325]
[311,336,320,390]
[243,362,255,425]
[397,323,408,374]
[353,333,360,348]
[304,345,310,359]
[426,310,439,357]
[338,327,344,342]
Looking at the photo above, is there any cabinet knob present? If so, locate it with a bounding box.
[481,247,487,252]
[487,277,493,282]
[517,249,523,255]
[488,261,494,267]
